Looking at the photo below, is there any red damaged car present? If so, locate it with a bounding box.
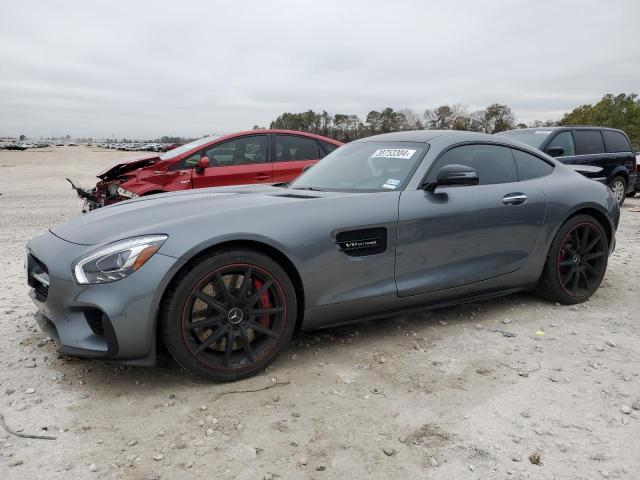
[69,130,342,211]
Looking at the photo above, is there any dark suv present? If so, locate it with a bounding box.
[497,126,637,206]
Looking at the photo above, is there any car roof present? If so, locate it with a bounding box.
[215,129,343,145]
[353,130,501,144]
[501,126,627,134]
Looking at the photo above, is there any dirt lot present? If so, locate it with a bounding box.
[0,146,639,480]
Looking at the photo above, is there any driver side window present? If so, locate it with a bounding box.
[546,131,575,157]
[430,144,517,185]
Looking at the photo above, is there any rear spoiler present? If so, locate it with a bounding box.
[565,164,604,176]
[564,164,607,184]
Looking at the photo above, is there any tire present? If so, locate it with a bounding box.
[609,176,627,206]
[161,249,297,381]
[534,214,608,305]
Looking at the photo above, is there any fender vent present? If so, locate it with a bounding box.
[336,227,387,257]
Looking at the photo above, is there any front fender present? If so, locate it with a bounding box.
[120,180,167,196]
[175,232,303,273]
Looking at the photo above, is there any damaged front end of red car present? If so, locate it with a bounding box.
[68,155,160,212]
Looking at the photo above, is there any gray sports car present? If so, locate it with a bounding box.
[27,131,619,381]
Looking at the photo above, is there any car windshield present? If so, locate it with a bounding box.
[288,141,428,192]
[496,130,553,149]
[159,136,219,160]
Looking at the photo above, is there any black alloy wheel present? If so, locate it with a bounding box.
[534,214,608,305]
[555,223,607,298]
[162,250,297,381]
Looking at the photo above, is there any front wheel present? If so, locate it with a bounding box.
[534,215,608,305]
[161,249,297,381]
[609,176,627,206]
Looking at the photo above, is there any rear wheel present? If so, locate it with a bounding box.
[609,176,626,206]
[161,249,297,381]
[534,215,608,304]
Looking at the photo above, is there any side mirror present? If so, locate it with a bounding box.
[546,146,565,157]
[195,157,210,174]
[425,164,479,191]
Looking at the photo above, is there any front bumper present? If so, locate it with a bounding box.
[27,231,185,365]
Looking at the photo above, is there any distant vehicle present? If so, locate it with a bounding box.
[69,129,343,211]
[4,143,28,151]
[496,126,637,206]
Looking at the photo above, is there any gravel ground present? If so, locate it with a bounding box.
[1,146,639,480]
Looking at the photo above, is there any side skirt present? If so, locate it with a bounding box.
[300,287,526,332]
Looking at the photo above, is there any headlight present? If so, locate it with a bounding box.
[117,186,139,198]
[73,235,167,284]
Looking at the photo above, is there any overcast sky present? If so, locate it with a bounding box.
[0,0,638,139]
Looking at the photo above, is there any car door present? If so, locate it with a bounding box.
[552,129,611,179]
[192,134,272,188]
[395,143,547,297]
[161,151,204,190]
[271,134,324,183]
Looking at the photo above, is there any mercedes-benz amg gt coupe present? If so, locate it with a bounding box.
[27,130,619,381]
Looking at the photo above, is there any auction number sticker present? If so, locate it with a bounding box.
[372,148,416,159]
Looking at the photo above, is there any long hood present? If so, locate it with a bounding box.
[97,154,160,180]
[50,185,336,246]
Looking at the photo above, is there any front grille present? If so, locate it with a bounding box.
[84,308,105,337]
[34,283,49,302]
[27,253,49,302]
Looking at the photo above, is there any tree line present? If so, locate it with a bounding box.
[267,103,521,143]
[559,93,639,149]
[266,93,639,148]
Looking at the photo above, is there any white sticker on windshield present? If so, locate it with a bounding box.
[534,131,551,135]
[382,183,397,189]
[385,178,401,186]
[372,148,416,159]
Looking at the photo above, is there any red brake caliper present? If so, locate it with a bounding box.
[252,279,272,328]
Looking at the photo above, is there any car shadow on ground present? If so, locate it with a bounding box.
[30,290,549,396]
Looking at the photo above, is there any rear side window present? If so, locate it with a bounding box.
[320,140,339,155]
[546,131,575,156]
[274,135,321,162]
[430,144,517,185]
[512,149,554,180]
[573,130,605,155]
[602,130,632,153]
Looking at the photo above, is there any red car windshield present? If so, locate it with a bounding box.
[159,136,219,160]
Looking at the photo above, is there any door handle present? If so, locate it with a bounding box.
[502,193,528,205]
[253,174,270,180]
